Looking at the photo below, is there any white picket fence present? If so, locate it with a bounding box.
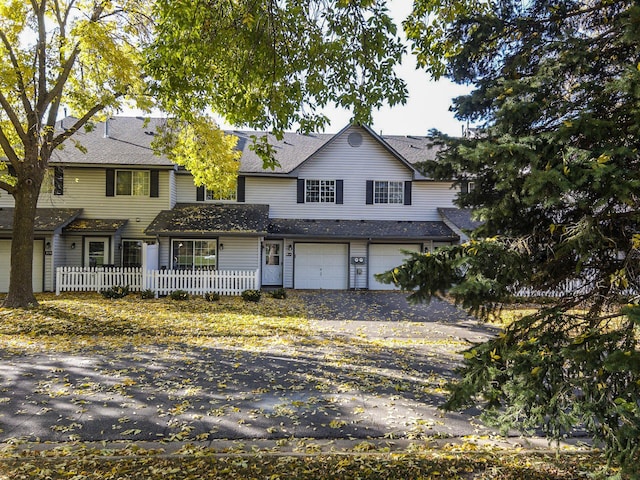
[147,269,259,297]
[56,267,259,296]
[56,267,143,295]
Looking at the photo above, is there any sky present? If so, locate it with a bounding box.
[317,0,471,136]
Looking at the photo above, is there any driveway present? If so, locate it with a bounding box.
[0,291,500,447]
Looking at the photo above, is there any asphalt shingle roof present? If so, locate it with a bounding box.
[0,208,81,233]
[50,117,174,167]
[51,117,442,174]
[64,218,128,233]
[267,218,458,241]
[145,203,270,236]
[438,208,483,233]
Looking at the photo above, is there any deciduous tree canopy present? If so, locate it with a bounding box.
[0,0,406,307]
[382,0,640,471]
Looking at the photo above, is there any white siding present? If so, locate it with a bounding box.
[350,241,368,290]
[283,239,294,288]
[2,167,172,239]
[61,236,83,267]
[175,174,199,203]
[158,237,170,270]
[243,127,459,221]
[169,170,177,208]
[218,237,260,270]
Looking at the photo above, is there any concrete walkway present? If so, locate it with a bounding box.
[0,292,504,446]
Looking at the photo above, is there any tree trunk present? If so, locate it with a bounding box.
[2,164,42,308]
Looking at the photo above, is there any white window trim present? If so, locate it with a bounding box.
[205,186,237,202]
[171,239,218,270]
[115,169,150,197]
[305,179,336,203]
[374,180,404,204]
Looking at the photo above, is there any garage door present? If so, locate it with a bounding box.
[0,240,44,293]
[294,243,348,289]
[369,244,421,290]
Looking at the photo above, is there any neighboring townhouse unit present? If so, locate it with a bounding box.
[0,117,476,293]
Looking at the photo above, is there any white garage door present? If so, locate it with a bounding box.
[369,244,421,290]
[294,243,348,289]
[0,239,44,293]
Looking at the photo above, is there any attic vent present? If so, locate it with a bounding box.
[347,132,363,147]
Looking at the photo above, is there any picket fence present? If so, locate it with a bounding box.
[56,267,259,296]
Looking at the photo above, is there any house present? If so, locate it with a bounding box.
[0,117,474,294]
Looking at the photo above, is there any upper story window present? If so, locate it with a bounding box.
[374,181,404,204]
[206,187,236,202]
[306,179,335,203]
[116,170,149,196]
[40,168,54,194]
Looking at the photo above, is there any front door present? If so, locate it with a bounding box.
[84,237,110,267]
[262,240,283,286]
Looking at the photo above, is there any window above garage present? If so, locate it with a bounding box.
[297,179,344,204]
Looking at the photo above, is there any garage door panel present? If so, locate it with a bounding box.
[294,243,348,290]
[0,239,44,293]
[369,244,421,290]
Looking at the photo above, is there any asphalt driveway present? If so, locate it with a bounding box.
[0,291,500,448]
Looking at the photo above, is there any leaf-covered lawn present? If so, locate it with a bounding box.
[0,292,617,477]
[0,293,310,352]
[0,445,612,479]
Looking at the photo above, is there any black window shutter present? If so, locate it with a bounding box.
[366,180,373,205]
[106,169,115,196]
[236,176,245,202]
[297,178,305,203]
[336,180,343,204]
[461,181,469,194]
[150,170,159,197]
[54,167,64,195]
[196,185,205,201]
[404,181,412,205]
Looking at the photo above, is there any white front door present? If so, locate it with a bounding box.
[262,240,283,286]
[84,237,110,267]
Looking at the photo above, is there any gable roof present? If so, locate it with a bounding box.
[51,117,441,175]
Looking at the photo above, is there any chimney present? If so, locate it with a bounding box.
[104,118,110,138]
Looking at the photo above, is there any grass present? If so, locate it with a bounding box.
[0,443,613,479]
[0,292,619,479]
[0,292,309,352]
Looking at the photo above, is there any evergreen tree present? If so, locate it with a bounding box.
[382,0,640,471]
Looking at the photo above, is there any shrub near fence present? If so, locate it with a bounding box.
[56,267,259,297]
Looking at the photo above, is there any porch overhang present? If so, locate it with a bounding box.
[63,218,128,234]
[145,203,270,236]
[267,218,459,242]
[0,207,82,235]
